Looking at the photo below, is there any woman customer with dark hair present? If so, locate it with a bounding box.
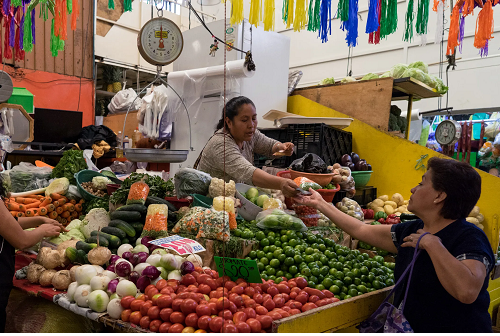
[196,96,299,197]
[0,175,65,332]
[294,157,494,332]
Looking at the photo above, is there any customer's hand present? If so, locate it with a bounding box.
[401,229,440,250]
[293,189,326,209]
[274,142,294,157]
[38,223,63,238]
[280,179,299,198]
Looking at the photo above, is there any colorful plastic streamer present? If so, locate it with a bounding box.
[124,0,133,12]
[307,0,321,32]
[415,0,429,35]
[294,0,308,31]
[403,0,414,42]
[4,15,12,60]
[345,0,358,46]
[446,3,460,55]
[108,0,114,10]
[318,0,331,42]
[368,0,381,44]
[366,0,379,34]
[71,0,79,30]
[230,0,244,25]
[249,0,261,26]
[263,0,275,30]
[473,0,493,56]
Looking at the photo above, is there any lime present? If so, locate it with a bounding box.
[281,242,289,249]
[312,253,321,262]
[266,252,274,260]
[345,272,355,279]
[268,275,276,281]
[278,254,286,263]
[269,245,277,253]
[301,268,311,276]
[267,236,275,245]
[245,257,251,260]
[335,271,344,280]
[273,249,283,258]
[329,285,340,294]
[281,235,289,243]
[311,268,321,277]
[325,238,334,247]
[345,295,352,299]
[308,262,318,270]
[289,265,298,275]
[338,256,346,264]
[352,268,361,278]
[348,289,358,297]
[276,270,284,277]
[343,276,353,286]
[309,275,318,284]
[343,268,351,274]
[318,274,325,283]
[348,284,357,291]
[281,264,289,272]
[307,234,317,244]
[340,293,346,300]
[386,279,394,286]
[357,285,368,294]
[322,278,334,288]
[263,246,270,253]
[256,251,265,259]
[284,257,295,266]
[257,262,265,271]
[260,238,270,247]
[299,262,307,270]
[304,255,315,263]
[354,278,361,286]
[342,286,349,294]
[242,231,254,239]
[294,255,304,264]
[320,256,329,265]
[267,268,276,276]
[285,249,295,257]
[305,247,314,255]
[288,239,298,247]
[334,280,344,288]
[234,229,243,237]
[261,274,269,280]
[335,262,343,270]
[368,274,376,283]
[274,240,282,247]
[255,231,266,240]
[268,231,276,238]
[318,244,326,252]
[260,257,269,265]
[316,284,325,290]
[285,272,293,280]
[320,266,329,276]
[297,232,304,239]
[360,266,369,275]
[249,251,257,259]
[270,259,280,268]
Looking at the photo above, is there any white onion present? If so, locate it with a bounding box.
[75,265,97,285]
[101,270,117,280]
[107,298,124,319]
[151,276,163,285]
[174,255,185,266]
[116,280,137,297]
[160,254,179,271]
[133,244,149,254]
[92,265,104,274]
[74,284,92,307]
[117,244,134,257]
[136,238,142,246]
[88,290,109,313]
[134,263,150,275]
[109,293,121,301]
[90,274,111,291]
[167,270,182,281]
[66,282,78,303]
[146,254,162,267]
[186,254,203,268]
[152,249,168,256]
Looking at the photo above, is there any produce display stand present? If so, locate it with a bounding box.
[97,315,152,333]
[272,286,392,333]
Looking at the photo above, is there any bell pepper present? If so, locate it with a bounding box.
[365,209,374,219]
[387,214,398,219]
[374,211,387,221]
[378,218,386,224]
[370,221,381,225]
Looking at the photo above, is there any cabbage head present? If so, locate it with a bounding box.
[361,73,379,81]
[390,64,408,78]
[423,73,437,88]
[380,71,392,78]
[433,76,449,94]
[408,61,429,74]
[341,76,357,83]
[402,68,427,83]
[319,77,335,85]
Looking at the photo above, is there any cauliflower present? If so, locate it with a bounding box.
[45,177,70,196]
[92,176,112,190]
[81,208,110,239]
[208,178,236,198]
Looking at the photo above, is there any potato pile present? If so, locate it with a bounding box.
[467,206,485,230]
[367,193,412,217]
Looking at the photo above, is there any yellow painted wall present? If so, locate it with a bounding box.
[288,95,500,317]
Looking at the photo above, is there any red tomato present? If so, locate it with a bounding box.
[278,310,290,318]
[241,294,251,301]
[181,299,198,315]
[216,277,224,288]
[145,284,156,295]
[197,315,212,330]
[308,295,320,303]
[273,294,285,308]
[231,286,244,295]
[120,296,135,309]
[217,309,232,320]
[196,304,212,317]
[186,285,199,293]
[301,303,318,312]
[263,298,275,311]
[236,322,251,333]
[290,292,298,300]
[207,302,218,315]
[206,279,218,291]
[168,323,184,333]
[224,281,237,290]
[136,294,147,301]
[161,286,174,295]
[229,293,243,307]
[167,282,179,293]
[152,294,163,306]
[159,322,172,333]
[243,307,257,320]
[255,306,268,316]
[185,313,199,328]
[288,280,297,288]
[233,311,247,324]
[262,294,272,302]
[254,286,263,294]
[315,299,329,307]
[197,284,211,295]
[156,279,168,291]
[148,288,159,298]
[181,274,197,286]
[282,293,290,302]
[262,283,271,292]
[244,286,256,297]
[149,320,163,332]
[140,315,151,329]
[244,299,257,309]
[160,308,174,322]
[157,295,173,309]
[289,301,302,310]
[253,293,264,304]
[277,284,291,294]
[237,281,248,289]
[216,297,230,311]
[140,301,153,316]
[282,306,290,312]
[246,318,262,332]
[177,292,190,300]
[120,309,132,322]
[289,308,301,316]
[148,306,161,320]
[295,294,308,305]
[130,311,143,325]
[209,316,224,332]
[170,311,185,324]
[228,301,237,314]
[172,298,183,312]
[256,315,273,329]
[221,323,238,333]
[267,311,282,321]
[197,274,211,285]
[130,299,145,312]
[266,286,279,297]
[295,277,308,289]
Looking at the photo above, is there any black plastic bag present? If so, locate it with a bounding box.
[289,153,328,173]
[77,125,117,150]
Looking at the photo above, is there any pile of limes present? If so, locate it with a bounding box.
[246,230,395,301]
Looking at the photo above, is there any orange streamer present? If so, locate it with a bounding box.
[463,0,475,16]
[473,0,494,49]
[446,4,461,55]
[61,0,67,40]
[71,0,79,30]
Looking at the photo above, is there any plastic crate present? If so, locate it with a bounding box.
[352,186,377,207]
[285,123,352,166]
[254,128,292,169]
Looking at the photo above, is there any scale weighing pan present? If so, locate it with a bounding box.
[124,148,189,163]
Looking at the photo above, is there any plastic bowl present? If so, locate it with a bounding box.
[289,170,335,187]
[350,170,373,188]
[192,194,213,208]
[317,184,341,203]
[76,170,108,201]
[235,183,269,221]
[106,184,121,196]
[165,196,193,210]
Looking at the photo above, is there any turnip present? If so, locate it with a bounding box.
[52,270,71,290]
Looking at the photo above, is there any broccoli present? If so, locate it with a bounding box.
[388,114,400,131]
[398,116,407,133]
[390,105,402,116]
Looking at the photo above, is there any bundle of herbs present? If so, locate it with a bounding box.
[51,150,87,184]
[110,173,174,205]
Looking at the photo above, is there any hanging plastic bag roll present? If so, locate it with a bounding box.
[167,59,255,81]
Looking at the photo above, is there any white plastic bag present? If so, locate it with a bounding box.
[107,88,143,115]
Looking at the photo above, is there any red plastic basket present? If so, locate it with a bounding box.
[277,170,340,204]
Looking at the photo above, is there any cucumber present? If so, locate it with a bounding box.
[400,213,420,221]
[130,222,144,234]
[83,254,89,264]
[102,226,127,240]
[110,249,118,255]
[76,241,94,253]
[145,196,177,212]
[86,236,109,247]
[109,220,136,237]
[116,204,147,213]
[90,231,121,248]
[76,249,87,263]
[110,211,142,222]
[66,247,78,263]
[122,238,129,245]
[109,219,130,228]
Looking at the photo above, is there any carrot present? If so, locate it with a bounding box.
[56,207,64,215]
[56,216,62,222]
[38,207,48,216]
[10,211,18,217]
[79,199,85,204]
[75,204,83,212]
[47,204,55,212]
[50,193,63,200]
[61,211,70,218]
[71,211,78,218]
[61,218,67,225]
[16,212,25,218]
[70,199,77,205]
[6,202,21,211]
[58,198,67,206]
[49,211,58,219]
[25,209,35,217]
[15,197,36,204]
[40,197,52,207]
[63,204,75,212]
[24,202,41,210]
[53,201,60,208]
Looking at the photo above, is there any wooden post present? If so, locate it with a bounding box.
[405,94,414,140]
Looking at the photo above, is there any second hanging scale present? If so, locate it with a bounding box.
[122,10,192,163]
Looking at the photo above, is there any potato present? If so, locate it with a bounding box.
[27,263,46,284]
[477,213,484,223]
[384,201,398,209]
[397,206,407,213]
[373,207,385,213]
[39,269,57,286]
[331,175,342,184]
[332,163,342,170]
[469,206,480,218]
[372,199,385,208]
[384,204,395,215]
[88,247,112,266]
[403,200,409,205]
[38,248,64,269]
[466,217,480,226]
[378,195,389,202]
[391,193,404,206]
[477,224,484,230]
[394,212,402,216]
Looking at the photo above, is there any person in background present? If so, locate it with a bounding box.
[294,157,494,332]
[196,96,299,198]
[0,176,65,332]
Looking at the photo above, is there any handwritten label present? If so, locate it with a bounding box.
[149,235,205,255]
[214,257,262,283]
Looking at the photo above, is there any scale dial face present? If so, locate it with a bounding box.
[137,17,183,66]
[435,120,461,146]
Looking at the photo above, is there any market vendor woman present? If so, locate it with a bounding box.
[0,177,64,332]
[196,96,299,198]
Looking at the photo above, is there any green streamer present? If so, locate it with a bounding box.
[108,0,115,9]
[282,0,289,24]
[307,0,321,31]
[380,0,397,38]
[415,0,429,35]
[124,0,133,12]
[11,0,22,7]
[50,18,58,57]
[67,0,72,14]
[338,0,349,22]
[23,7,33,52]
[39,1,49,21]
[379,0,388,38]
[403,0,414,41]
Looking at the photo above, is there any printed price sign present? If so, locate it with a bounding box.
[149,235,206,255]
[214,256,262,283]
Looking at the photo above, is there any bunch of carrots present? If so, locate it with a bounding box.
[5,193,85,225]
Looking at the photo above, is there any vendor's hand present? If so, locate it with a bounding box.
[274,142,294,157]
[401,229,440,250]
[280,179,299,198]
[293,189,325,209]
[41,218,68,232]
[38,223,63,238]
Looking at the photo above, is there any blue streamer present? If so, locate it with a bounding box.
[9,7,17,48]
[3,0,11,16]
[366,0,379,33]
[31,8,35,45]
[345,0,358,46]
[318,0,332,42]
[20,4,24,50]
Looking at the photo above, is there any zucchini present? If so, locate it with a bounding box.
[122,238,129,245]
[130,222,144,234]
[76,249,87,263]
[116,204,147,213]
[90,231,121,248]
[146,196,177,212]
[76,241,94,253]
[66,247,78,263]
[86,236,109,247]
[109,220,136,237]
[102,226,127,239]
[110,211,142,222]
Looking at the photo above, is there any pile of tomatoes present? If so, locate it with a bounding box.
[118,267,339,333]
[294,205,320,227]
